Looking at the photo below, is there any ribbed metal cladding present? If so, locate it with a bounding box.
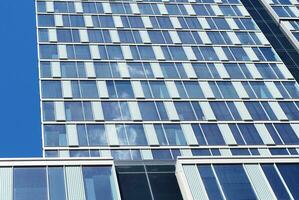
[0,168,12,200]
[183,165,209,200]
[244,164,277,200]
[65,166,86,200]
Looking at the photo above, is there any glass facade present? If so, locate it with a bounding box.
[36,0,299,160]
[12,0,298,199]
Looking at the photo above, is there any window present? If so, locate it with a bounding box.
[86,125,108,146]
[214,165,257,199]
[40,45,58,59]
[80,81,99,98]
[65,102,84,121]
[174,102,196,120]
[115,81,134,98]
[48,167,67,200]
[44,125,67,147]
[106,46,123,60]
[139,102,160,120]
[201,124,226,145]
[102,102,122,120]
[277,164,299,199]
[41,81,62,98]
[149,81,170,98]
[125,124,148,145]
[83,167,119,200]
[14,167,48,200]
[164,124,187,145]
[38,15,54,27]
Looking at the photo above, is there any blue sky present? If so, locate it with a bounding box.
[0,1,41,157]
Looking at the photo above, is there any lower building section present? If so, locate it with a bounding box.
[176,157,299,200]
[0,157,298,200]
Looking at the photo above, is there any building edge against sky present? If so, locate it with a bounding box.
[1,0,299,199]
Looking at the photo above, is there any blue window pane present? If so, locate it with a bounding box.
[139,102,160,120]
[86,125,108,146]
[48,167,67,200]
[214,165,257,200]
[164,124,187,145]
[44,125,67,147]
[238,124,263,145]
[106,46,123,60]
[102,102,122,120]
[210,102,233,120]
[38,15,55,27]
[174,102,196,120]
[83,167,118,200]
[40,45,58,59]
[126,125,148,145]
[41,81,62,98]
[14,168,48,200]
[198,165,224,200]
[277,164,299,199]
[245,102,269,120]
[65,102,84,121]
[262,164,291,200]
[201,124,226,145]
[274,124,299,145]
[279,102,299,120]
[80,81,99,98]
[43,102,55,121]
[192,124,207,145]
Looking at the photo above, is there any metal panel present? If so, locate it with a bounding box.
[244,47,259,61]
[157,4,168,15]
[110,30,120,43]
[90,45,101,60]
[170,17,182,29]
[256,32,270,45]
[259,149,271,156]
[84,15,93,27]
[58,45,67,59]
[183,165,209,200]
[199,82,215,99]
[198,32,212,44]
[130,3,140,14]
[277,64,294,79]
[219,124,237,145]
[62,81,72,99]
[226,18,239,29]
[183,47,197,61]
[105,124,119,146]
[55,102,66,121]
[211,5,223,16]
[113,16,123,28]
[255,124,275,145]
[183,63,197,78]
[184,4,196,15]
[227,31,241,44]
[74,2,83,13]
[215,63,230,78]
[65,167,86,200]
[85,62,96,78]
[291,124,299,137]
[244,164,277,200]
[166,81,180,98]
[141,150,153,160]
[67,125,79,147]
[246,64,262,79]
[198,18,211,29]
[214,47,228,61]
[268,102,288,120]
[144,124,159,146]
[51,62,61,78]
[97,81,109,98]
[199,102,216,120]
[121,46,133,60]
[181,124,198,145]
[103,3,112,13]
[139,31,151,43]
[169,31,182,44]
[0,168,12,200]
[142,16,153,28]
[79,30,89,43]
[54,15,63,27]
[232,82,249,99]
[48,29,57,42]
[153,46,165,60]
[234,102,252,120]
[164,102,180,121]
[238,5,250,16]
[128,102,142,121]
[265,82,283,99]
[131,81,145,99]
[92,102,104,121]
[118,62,130,78]
[220,149,232,156]
[151,63,164,78]
[180,149,192,156]
[46,2,54,12]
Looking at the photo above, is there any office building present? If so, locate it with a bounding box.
[0,0,298,199]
